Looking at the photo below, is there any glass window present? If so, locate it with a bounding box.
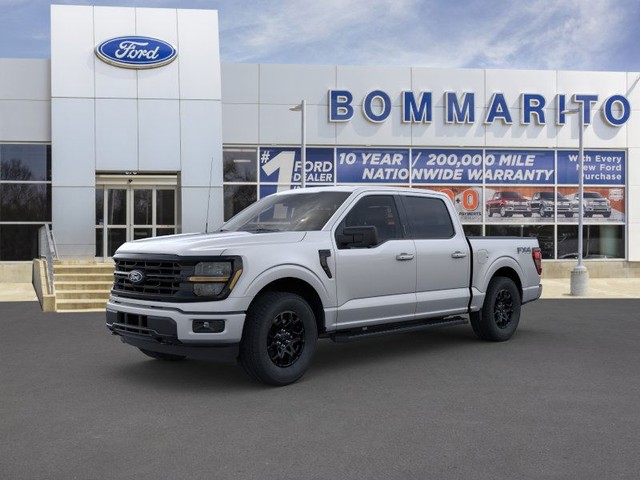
[107,189,126,225]
[0,144,51,181]
[133,189,152,225]
[463,224,482,236]
[95,228,104,257]
[486,224,554,259]
[156,189,175,225]
[340,195,402,245]
[95,188,104,226]
[402,195,454,239]
[223,148,257,182]
[223,185,257,221]
[557,225,624,259]
[0,224,41,260]
[0,184,51,222]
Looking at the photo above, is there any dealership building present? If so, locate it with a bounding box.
[1,4,639,280]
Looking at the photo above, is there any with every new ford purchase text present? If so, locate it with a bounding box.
[106,187,543,385]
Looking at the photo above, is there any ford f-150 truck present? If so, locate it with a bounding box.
[486,190,532,217]
[106,186,543,385]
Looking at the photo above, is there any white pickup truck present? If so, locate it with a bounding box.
[106,186,542,385]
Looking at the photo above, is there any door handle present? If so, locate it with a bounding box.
[396,253,414,261]
[451,251,467,259]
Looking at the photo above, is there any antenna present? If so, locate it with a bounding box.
[205,156,214,233]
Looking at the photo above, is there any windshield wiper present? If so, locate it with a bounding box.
[244,227,281,233]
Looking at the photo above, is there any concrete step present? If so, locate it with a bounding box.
[54,264,115,275]
[55,281,113,291]
[54,273,114,283]
[56,290,111,300]
[55,299,108,311]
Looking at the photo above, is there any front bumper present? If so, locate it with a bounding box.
[106,296,247,359]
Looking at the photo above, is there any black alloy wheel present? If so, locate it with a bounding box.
[469,276,521,342]
[267,310,305,367]
[493,289,514,329]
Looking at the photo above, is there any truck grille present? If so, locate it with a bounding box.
[113,259,184,297]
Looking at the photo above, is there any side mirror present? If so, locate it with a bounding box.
[336,226,379,249]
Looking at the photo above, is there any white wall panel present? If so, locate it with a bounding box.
[221,64,259,104]
[625,72,640,106]
[485,69,556,109]
[180,100,223,187]
[52,186,95,259]
[177,9,221,100]
[628,148,640,186]
[557,71,627,111]
[222,103,259,144]
[628,223,640,261]
[556,109,627,148]
[93,6,137,99]
[136,8,179,99]
[485,108,557,148]
[260,64,335,106]
[0,101,51,142]
[0,59,50,100]
[306,105,336,145]
[51,5,94,98]
[95,99,137,170]
[138,99,180,171]
[337,66,410,107]
[336,106,412,146]
[259,104,302,145]
[181,186,223,233]
[412,107,485,147]
[411,68,485,108]
[51,98,95,187]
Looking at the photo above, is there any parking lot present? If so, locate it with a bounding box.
[1,299,639,479]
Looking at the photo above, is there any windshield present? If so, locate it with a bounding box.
[539,192,554,199]
[501,191,522,199]
[584,192,604,199]
[221,191,351,233]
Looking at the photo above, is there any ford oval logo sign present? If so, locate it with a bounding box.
[128,270,146,285]
[95,36,177,69]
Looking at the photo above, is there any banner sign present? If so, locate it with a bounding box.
[259,147,334,184]
[336,148,410,183]
[411,149,483,184]
[484,150,554,184]
[557,150,625,185]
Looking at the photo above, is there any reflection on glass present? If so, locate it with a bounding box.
[95,228,104,257]
[133,189,152,225]
[134,228,153,240]
[223,185,256,221]
[0,224,41,261]
[156,190,175,225]
[486,224,555,259]
[223,148,257,182]
[95,188,104,225]
[107,228,127,257]
[557,225,624,259]
[462,225,482,236]
[107,189,126,225]
[0,144,51,181]
[0,184,51,222]
[156,228,176,237]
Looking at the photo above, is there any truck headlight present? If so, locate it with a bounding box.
[189,261,242,298]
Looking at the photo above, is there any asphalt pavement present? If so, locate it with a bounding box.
[1,300,639,480]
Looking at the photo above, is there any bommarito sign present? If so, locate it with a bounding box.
[328,90,631,127]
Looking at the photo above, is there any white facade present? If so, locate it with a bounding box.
[0,4,638,265]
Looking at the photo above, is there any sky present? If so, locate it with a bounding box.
[1,0,639,72]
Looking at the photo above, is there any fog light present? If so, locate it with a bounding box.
[192,319,225,333]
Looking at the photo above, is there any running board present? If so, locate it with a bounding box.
[329,316,467,343]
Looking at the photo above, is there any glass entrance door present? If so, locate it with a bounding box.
[96,177,177,258]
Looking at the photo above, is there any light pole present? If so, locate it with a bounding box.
[562,104,588,295]
[289,100,307,188]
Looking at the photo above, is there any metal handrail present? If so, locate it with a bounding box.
[38,224,58,294]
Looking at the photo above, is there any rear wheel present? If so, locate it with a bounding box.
[470,276,521,342]
[139,348,186,361]
[239,292,317,386]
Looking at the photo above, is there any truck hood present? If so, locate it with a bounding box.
[115,231,307,257]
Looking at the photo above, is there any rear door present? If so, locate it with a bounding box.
[399,193,470,318]
[333,194,417,329]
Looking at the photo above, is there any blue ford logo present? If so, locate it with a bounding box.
[128,270,146,285]
[95,36,177,69]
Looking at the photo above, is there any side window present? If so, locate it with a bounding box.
[402,196,455,239]
[338,195,402,246]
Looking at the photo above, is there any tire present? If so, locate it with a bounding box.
[239,292,317,386]
[500,206,506,217]
[469,276,521,342]
[565,213,574,218]
[487,206,493,217]
[603,212,611,218]
[138,348,186,361]
[585,213,592,218]
[523,213,532,218]
[539,206,545,217]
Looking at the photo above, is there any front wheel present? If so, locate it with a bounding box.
[239,292,317,386]
[469,276,521,342]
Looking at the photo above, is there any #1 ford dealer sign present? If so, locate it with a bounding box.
[95,36,177,69]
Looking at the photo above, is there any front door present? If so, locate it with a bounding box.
[95,176,178,258]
